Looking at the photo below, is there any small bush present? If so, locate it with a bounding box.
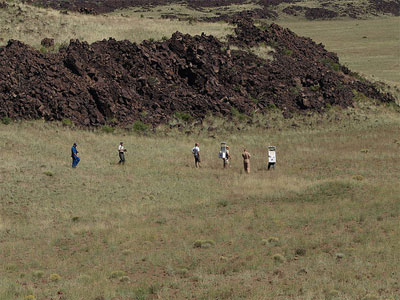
[109,270,126,279]
[310,84,320,91]
[43,171,54,177]
[101,125,115,134]
[282,48,293,56]
[24,296,36,300]
[32,270,44,279]
[320,58,340,72]
[353,175,364,181]
[295,248,306,256]
[132,121,149,133]
[217,200,228,207]
[193,240,215,248]
[273,254,285,263]
[49,273,61,282]
[175,112,192,122]
[262,237,279,246]
[120,276,130,282]
[1,117,12,125]
[71,216,80,222]
[62,118,73,127]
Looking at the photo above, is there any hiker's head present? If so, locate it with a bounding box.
[73,143,77,147]
[195,143,199,146]
[120,142,123,145]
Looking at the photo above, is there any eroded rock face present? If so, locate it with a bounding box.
[0,21,394,127]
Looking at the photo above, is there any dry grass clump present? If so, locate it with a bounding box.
[193,240,215,248]
[109,270,126,279]
[48,273,61,282]
[273,254,285,263]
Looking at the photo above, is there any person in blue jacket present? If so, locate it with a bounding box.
[71,143,80,168]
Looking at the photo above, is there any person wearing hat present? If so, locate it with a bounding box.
[118,142,127,164]
[71,143,80,168]
[192,143,201,168]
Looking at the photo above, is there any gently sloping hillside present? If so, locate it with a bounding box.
[0,20,395,127]
[21,0,400,18]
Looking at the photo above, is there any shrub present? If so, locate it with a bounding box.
[109,270,126,279]
[132,121,149,132]
[49,273,61,282]
[62,118,73,127]
[43,171,54,177]
[231,107,246,121]
[273,254,285,263]
[217,200,228,207]
[295,248,306,256]
[24,296,36,300]
[1,117,12,125]
[175,112,192,122]
[193,240,215,248]
[32,270,44,279]
[120,276,130,282]
[262,237,279,246]
[320,58,340,72]
[310,84,320,91]
[101,125,114,134]
[282,48,293,56]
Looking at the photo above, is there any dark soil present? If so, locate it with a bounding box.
[0,20,394,127]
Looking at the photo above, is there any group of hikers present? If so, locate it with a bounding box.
[71,142,276,173]
[191,142,276,173]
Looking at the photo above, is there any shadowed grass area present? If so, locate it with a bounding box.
[0,102,399,299]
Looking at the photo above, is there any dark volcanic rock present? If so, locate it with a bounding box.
[305,7,339,20]
[0,21,395,127]
[370,0,400,16]
[41,38,54,48]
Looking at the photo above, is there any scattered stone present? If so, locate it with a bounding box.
[41,38,54,48]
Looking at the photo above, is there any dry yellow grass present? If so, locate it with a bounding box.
[1,102,399,299]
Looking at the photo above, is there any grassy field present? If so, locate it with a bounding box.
[277,16,400,88]
[1,1,400,299]
[1,101,400,299]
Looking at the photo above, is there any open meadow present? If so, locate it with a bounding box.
[1,0,400,299]
[1,101,400,299]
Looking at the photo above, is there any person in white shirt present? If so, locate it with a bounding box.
[118,142,127,165]
[192,143,201,168]
[268,146,276,170]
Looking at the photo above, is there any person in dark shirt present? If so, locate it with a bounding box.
[71,143,80,168]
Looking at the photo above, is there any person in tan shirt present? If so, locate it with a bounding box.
[242,148,251,174]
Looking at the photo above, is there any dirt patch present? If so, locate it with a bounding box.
[0,20,394,127]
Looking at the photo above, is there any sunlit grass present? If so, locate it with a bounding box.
[0,103,399,298]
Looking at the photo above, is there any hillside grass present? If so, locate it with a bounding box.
[276,16,400,88]
[1,101,399,299]
[0,2,233,48]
